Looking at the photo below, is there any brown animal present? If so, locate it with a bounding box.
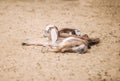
[22,37,89,53]
[22,25,100,53]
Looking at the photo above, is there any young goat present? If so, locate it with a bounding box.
[22,25,100,54]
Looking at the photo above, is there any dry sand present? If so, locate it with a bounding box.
[0,0,120,81]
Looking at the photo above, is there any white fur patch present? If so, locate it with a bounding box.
[51,29,58,46]
[74,29,81,36]
[59,37,77,47]
[77,44,87,53]
[79,44,85,49]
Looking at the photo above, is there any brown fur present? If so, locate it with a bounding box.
[22,25,100,53]
[59,28,79,35]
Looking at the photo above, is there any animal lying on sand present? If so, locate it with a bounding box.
[22,24,100,54]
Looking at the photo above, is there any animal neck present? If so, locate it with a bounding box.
[50,28,59,46]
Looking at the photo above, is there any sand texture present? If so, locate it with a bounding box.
[0,0,120,81]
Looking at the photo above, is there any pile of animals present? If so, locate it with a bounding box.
[22,24,100,54]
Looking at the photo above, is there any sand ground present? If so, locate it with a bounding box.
[0,0,120,81]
